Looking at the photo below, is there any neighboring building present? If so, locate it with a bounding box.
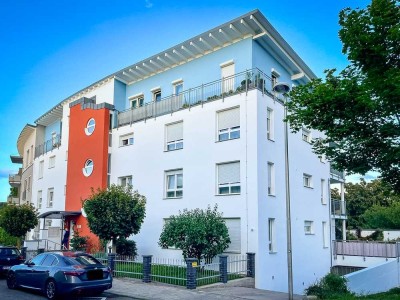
[10,10,340,294]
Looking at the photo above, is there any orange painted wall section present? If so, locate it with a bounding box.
[65,101,110,243]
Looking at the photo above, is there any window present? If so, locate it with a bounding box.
[119,176,132,187]
[303,173,312,188]
[268,218,276,253]
[267,162,275,195]
[47,188,54,208]
[304,220,314,234]
[49,156,55,168]
[166,122,183,151]
[173,81,183,95]
[302,128,311,143]
[41,254,56,267]
[31,145,34,164]
[51,132,58,147]
[39,160,44,178]
[267,108,274,140]
[322,221,329,248]
[271,68,280,90]
[217,161,240,195]
[217,107,240,141]
[165,170,183,198]
[119,133,134,147]
[224,218,241,253]
[85,118,96,136]
[28,176,31,191]
[37,190,42,209]
[152,89,162,102]
[83,159,94,177]
[45,220,52,228]
[321,179,327,204]
[220,61,235,93]
[26,149,30,167]
[131,96,144,108]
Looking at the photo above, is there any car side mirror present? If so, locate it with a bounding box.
[26,261,35,267]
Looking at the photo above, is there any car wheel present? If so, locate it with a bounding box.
[45,279,57,300]
[7,271,17,289]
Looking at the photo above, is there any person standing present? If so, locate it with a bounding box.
[62,228,70,249]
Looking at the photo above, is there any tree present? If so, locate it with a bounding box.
[158,205,230,262]
[83,185,146,250]
[344,179,400,228]
[363,202,400,229]
[0,203,38,246]
[286,0,400,192]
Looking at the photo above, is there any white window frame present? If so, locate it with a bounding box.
[172,79,183,96]
[83,159,94,177]
[217,107,240,142]
[39,160,44,178]
[152,88,162,102]
[304,220,314,235]
[303,173,312,188]
[165,122,183,151]
[119,133,134,147]
[130,95,144,108]
[47,188,54,208]
[49,156,55,169]
[302,128,311,143]
[165,169,183,199]
[321,179,327,204]
[322,221,329,248]
[119,176,132,187]
[267,108,274,140]
[37,190,42,209]
[268,218,276,253]
[267,162,275,196]
[85,118,96,136]
[51,131,58,147]
[217,161,241,195]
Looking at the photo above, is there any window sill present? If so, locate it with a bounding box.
[267,138,275,142]
[269,251,277,254]
[215,193,241,196]
[268,193,276,197]
[119,145,133,148]
[164,148,183,153]
[163,197,183,200]
[305,233,315,235]
[303,186,313,189]
[321,202,327,205]
[216,137,240,143]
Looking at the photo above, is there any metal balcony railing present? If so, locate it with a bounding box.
[117,68,273,127]
[333,240,400,259]
[330,168,345,181]
[35,134,61,158]
[8,174,21,185]
[331,199,346,217]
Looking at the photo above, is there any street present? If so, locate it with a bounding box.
[0,278,135,300]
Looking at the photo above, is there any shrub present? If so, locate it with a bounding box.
[305,273,350,299]
[116,238,137,257]
[70,230,89,251]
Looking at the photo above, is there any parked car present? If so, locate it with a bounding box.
[7,251,112,299]
[0,246,24,275]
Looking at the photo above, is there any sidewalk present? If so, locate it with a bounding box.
[106,277,304,300]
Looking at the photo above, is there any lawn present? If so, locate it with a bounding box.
[326,288,400,300]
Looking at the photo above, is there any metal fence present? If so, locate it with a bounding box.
[117,68,273,127]
[94,252,253,289]
[331,265,365,276]
[333,240,400,258]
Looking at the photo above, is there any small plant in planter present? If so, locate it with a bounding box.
[69,230,89,252]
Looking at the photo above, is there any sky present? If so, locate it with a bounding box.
[0,0,370,201]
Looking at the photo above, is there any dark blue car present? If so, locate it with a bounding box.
[7,251,112,299]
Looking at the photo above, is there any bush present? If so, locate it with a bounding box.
[116,238,137,257]
[70,231,88,251]
[305,273,350,299]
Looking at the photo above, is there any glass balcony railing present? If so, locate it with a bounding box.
[331,199,346,217]
[117,68,273,127]
[35,134,61,159]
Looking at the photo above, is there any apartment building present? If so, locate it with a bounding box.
[10,10,342,294]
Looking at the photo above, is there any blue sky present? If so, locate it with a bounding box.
[0,0,368,201]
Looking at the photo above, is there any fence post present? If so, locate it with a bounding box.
[21,247,27,260]
[219,255,228,283]
[397,242,400,262]
[108,253,116,274]
[142,255,152,283]
[246,252,255,278]
[186,258,197,289]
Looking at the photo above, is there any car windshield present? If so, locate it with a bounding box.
[64,255,103,266]
[0,248,20,256]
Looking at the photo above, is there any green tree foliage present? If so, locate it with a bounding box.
[158,205,230,262]
[0,204,38,244]
[83,185,146,246]
[363,202,400,229]
[69,230,89,251]
[0,227,19,246]
[305,273,350,299]
[345,179,400,228]
[286,0,400,192]
[116,238,137,257]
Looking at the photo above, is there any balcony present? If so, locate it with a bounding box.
[331,199,347,219]
[117,68,273,127]
[7,196,19,205]
[35,134,61,159]
[9,173,21,187]
[330,167,345,183]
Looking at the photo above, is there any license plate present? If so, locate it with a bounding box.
[2,266,10,270]
[87,269,103,280]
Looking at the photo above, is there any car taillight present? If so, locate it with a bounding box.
[64,270,84,276]
[18,256,24,260]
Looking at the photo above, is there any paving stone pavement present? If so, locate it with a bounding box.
[105,277,304,300]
